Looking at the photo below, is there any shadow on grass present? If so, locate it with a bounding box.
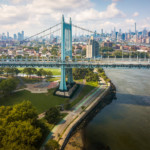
[70,84,97,108]
[0,89,69,114]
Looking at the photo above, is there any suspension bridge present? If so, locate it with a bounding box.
[1,15,150,91]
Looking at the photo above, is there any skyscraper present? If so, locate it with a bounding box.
[17,31,24,41]
[122,33,125,41]
[135,22,136,34]
[14,34,17,40]
[101,29,103,35]
[7,32,9,40]
[22,31,24,40]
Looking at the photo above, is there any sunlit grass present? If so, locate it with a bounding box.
[18,68,61,76]
[70,85,96,107]
[86,81,99,87]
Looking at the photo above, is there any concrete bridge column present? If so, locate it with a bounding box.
[59,65,67,91]
[59,15,73,91]
[67,68,73,84]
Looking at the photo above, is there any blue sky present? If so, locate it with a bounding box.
[0,0,150,36]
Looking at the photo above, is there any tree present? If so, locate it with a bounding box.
[97,68,104,73]
[45,107,60,124]
[36,70,42,79]
[82,48,86,56]
[2,121,41,150]
[22,68,37,78]
[0,78,18,96]
[3,67,12,76]
[0,68,4,75]
[13,68,20,76]
[7,101,38,122]
[81,106,85,110]
[45,139,60,150]
[42,48,48,54]
[36,69,52,79]
[47,71,53,78]
[51,46,59,56]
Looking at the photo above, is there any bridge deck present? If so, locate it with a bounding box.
[0,58,150,68]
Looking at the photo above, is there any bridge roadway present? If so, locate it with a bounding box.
[0,58,150,68]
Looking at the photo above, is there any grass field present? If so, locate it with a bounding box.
[18,68,61,76]
[0,76,98,114]
[70,85,96,107]
[47,77,61,82]
[86,81,99,87]
[0,88,68,114]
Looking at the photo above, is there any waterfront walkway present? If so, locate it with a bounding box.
[42,78,110,149]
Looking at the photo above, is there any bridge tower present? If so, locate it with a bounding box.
[59,15,74,91]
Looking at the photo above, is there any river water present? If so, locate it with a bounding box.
[83,69,150,150]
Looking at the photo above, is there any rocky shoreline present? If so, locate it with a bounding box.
[64,82,116,150]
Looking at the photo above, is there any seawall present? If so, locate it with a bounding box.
[60,81,115,150]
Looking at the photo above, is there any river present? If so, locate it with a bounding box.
[83,69,150,150]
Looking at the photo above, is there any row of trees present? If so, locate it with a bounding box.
[0,67,20,77]
[100,47,114,53]
[22,68,52,78]
[97,68,110,83]
[0,101,49,150]
[73,68,99,82]
[100,50,149,58]
[0,67,53,79]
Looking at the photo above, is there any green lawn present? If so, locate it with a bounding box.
[18,68,61,76]
[70,85,96,107]
[86,81,99,87]
[74,79,84,83]
[47,77,61,82]
[0,77,98,114]
[0,89,68,114]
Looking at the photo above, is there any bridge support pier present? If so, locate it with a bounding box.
[59,15,74,91]
[67,68,73,84]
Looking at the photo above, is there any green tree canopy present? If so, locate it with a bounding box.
[45,107,60,124]
[0,101,48,150]
[0,78,18,96]
[44,139,60,150]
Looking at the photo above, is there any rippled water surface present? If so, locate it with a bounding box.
[84,70,150,150]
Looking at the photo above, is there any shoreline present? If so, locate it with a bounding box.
[64,82,116,150]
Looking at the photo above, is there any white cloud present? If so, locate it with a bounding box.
[0,0,126,35]
[125,19,135,24]
[132,12,139,17]
[69,3,126,22]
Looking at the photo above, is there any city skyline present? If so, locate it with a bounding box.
[0,0,150,36]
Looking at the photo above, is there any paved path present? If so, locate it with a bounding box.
[42,77,108,148]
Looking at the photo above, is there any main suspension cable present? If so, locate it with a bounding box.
[22,23,61,42]
[72,24,101,35]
